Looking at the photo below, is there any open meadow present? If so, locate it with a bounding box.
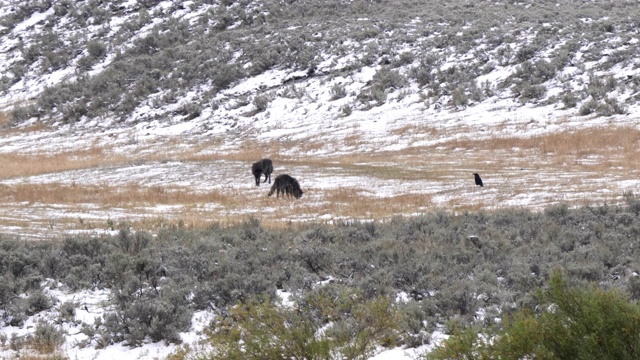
[2,0,640,358]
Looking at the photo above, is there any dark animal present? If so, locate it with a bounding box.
[268,174,303,199]
[251,158,273,186]
[473,173,484,187]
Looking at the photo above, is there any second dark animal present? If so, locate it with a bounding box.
[252,158,273,186]
[473,173,484,187]
[268,174,303,199]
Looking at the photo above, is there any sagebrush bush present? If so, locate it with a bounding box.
[4,203,640,347]
[3,0,639,125]
[29,322,66,354]
[579,98,599,116]
[201,291,401,360]
[330,83,347,100]
[426,270,640,360]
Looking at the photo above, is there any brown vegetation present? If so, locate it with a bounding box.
[0,125,638,239]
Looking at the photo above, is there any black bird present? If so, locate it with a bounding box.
[473,173,484,187]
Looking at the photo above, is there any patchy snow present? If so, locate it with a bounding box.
[2,0,640,358]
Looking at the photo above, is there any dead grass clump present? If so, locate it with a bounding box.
[322,188,433,218]
[7,354,66,360]
[0,183,233,206]
[196,139,286,162]
[343,131,364,148]
[441,126,640,157]
[0,146,126,178]
[390,123,441,137]
[0,111,10,126]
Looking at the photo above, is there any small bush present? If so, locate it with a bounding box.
[252,94,271,113]
[372,67,408,93]
[579,99,599,116]
[515,44,540,62]
[57,300,77,323]
[27,290,55,315]
[177,102,202,119]
[105,278,193,346]
[586,75,616,100]
[427,270,640,360]
[451,87,468,108]
[29,322,66,354]
[200,292,401,360]
[560,91,580,108]
[393,51,415,67]
[330,83,347,100]
[340,104,353,116]
[86,40,107,59]
[517,82,546,102]
[596,97,627,116]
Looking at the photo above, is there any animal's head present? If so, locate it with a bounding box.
[293,188,304,199]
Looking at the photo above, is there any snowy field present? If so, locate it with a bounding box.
[2,0,640,358]
[1,82,639,358]
[1,86,639,241]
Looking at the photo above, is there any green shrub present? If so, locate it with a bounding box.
[27,289,55,315]
[579,99,599,116]
[560,90,580,108]
[252,94,271,113]
[586,75,616,100]
[29,321,66,354]
[596,97,627,116]
[427,270,640,360]
[57,300,77,323]
[451,87,468,108]
[87,40,107,59]
[199,291,401,360]
[105,278,193,346]
[330,83,347,100]
[341,104,353,116]
[372,67,408,92]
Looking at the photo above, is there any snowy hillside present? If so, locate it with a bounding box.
[2,1,640,358]
[2,0,639,133]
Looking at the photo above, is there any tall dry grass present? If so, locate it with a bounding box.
[0,147,123,178]
[0,183,233,206]
[440,126,640,156]
[0,111,9,127]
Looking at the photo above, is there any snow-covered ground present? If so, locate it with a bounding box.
[0,279,446,360]
[2,0,640,358]
[2,86,638,240]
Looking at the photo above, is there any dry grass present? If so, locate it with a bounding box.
[0,111,10,127]
[0,147,124,178]
[2,124,640,239]
[0,183,233,206]
[7,354,67,360]
[440,126,640,157]
[389,123,442,137]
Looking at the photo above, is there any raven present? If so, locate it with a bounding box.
[473,173,484,187]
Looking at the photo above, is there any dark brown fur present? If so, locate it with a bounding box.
[251,159,273,186]
[268,174,303,199]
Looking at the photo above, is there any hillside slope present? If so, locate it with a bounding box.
[2,0,639,130]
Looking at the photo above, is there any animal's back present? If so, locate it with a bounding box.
[268,174,303,198]
[262,159,273,175]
